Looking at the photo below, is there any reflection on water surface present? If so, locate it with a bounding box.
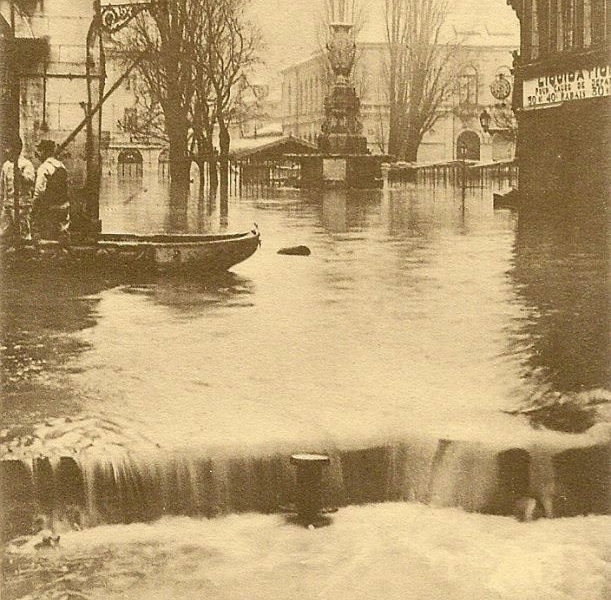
[1,182,608,446]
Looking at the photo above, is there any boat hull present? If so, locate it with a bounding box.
[2,230,261,274]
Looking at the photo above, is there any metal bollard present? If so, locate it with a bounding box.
[290,453,331,527]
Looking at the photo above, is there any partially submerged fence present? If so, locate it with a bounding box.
[386,160,518,191]
[229,160,301,196]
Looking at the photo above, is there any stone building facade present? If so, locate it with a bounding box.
[0,0,164,187]
[508,0,609,203]
[100,48,166,177]
[281,1,520,163]
[0,0,97,187]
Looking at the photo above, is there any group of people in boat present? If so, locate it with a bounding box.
[0,137,69,243]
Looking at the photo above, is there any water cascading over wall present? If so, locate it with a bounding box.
[1,434,609,539]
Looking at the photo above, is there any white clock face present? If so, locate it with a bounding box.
[490,77,511,101]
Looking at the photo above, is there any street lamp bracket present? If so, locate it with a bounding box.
[479,109,492,133]
[99,1,163,33]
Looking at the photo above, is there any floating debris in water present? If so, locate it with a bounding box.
[277,245,311,256]
[0,415,160,462]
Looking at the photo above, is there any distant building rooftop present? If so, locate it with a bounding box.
[230,135,318,161]
[355,0,518,47]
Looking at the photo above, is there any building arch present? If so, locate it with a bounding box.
[456,130,481,161]
[117,148,143,177]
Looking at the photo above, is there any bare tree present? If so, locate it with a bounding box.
[384,0,457,161]
[116,0,260,202]
[118,74,167,145]
[191,54,218,195]
[200,0,261,198]
[118,1,201,197]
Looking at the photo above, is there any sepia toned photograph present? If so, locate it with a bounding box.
[0,0,609,598]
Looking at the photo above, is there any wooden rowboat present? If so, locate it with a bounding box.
[2,227,261,273]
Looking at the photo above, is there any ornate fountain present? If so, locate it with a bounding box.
[318,22,367,155]
[298,15,383,188]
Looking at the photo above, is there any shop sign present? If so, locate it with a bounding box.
[523,65,609,108]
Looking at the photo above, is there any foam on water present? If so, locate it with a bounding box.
[4,504,610,600]
[2,184,608,596]
[1,412,609,541]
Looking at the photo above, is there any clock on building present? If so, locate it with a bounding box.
[490,74,512,101]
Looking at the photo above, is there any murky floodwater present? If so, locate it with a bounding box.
[1,175,609,599]
[2,176,608,443]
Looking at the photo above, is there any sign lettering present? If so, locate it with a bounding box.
[523,65,610,108]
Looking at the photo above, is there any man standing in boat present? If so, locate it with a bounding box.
[0,137,36,241]
[32,140,70,242]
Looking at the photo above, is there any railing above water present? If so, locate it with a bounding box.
[385,161,519,192]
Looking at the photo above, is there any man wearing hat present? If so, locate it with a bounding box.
[32,139,69,241]
[0,137,36,240]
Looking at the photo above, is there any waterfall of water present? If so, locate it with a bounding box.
[2,435,608,539]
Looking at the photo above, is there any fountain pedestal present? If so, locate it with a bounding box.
[298,153,384,189]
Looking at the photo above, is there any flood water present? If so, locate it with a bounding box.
[2,176,608,443]
[1,175,609,598]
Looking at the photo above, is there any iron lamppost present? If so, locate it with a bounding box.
[80,0,163,234]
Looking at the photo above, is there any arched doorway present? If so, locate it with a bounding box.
[117,148,143,177]
[456,130,480,161]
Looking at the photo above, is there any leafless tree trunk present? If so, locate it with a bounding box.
[200,0,261,200]
[191,64,218,196]
[119,1,200,199]
[117,0,259,209]
[384,0,457,161]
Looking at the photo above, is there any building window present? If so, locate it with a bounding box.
[298,81,302,114]
[458,66,478,106]
[551,0,561,51]
[584,0,592,46]
[287,83,292,115]
[591,0,607,45]
[562,0,576,48]
[309,79,313,112]
[537,0,550,55]
[123,107,137,131]
[531,0,540,59]
[118,148,143,177]
[574,0,585,46]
